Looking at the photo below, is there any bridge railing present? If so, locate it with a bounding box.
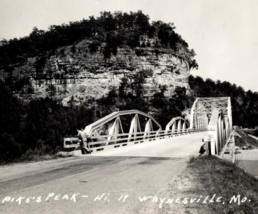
[64,128,207,151]
[220,131,236,163]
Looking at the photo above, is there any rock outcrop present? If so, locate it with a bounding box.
[8,40,191,106]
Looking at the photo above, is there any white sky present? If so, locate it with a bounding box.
[1,0,258,92]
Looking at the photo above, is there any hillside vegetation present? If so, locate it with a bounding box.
[0,11,197,70]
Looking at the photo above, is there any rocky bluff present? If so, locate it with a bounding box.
[14,41,191,106]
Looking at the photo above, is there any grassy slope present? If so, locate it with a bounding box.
[187,156,258,214]
[0,149,74,165]
[235,129,258,148]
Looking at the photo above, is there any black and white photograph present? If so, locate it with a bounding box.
[1,0,258,213]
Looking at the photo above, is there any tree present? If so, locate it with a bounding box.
[35,56,46,76]
[131,72,146,97]
[0,38,8,46]
[46,85,56,98]
[190,59,199,70]
[151,85,167,108]
[119,77,129,97]
[0,81,21,135]
[0,133,22,161]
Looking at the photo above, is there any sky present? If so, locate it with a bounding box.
[1,0,258,92]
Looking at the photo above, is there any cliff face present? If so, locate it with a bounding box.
[7,40,191,105]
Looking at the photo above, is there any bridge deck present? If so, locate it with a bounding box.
[74,132,206,158]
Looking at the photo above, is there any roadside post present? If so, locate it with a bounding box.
[202,134,215,155]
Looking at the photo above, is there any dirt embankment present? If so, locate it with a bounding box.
[187,156,258,213]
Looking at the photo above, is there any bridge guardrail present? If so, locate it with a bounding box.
[63,128,207,152]
[219,130,242,163]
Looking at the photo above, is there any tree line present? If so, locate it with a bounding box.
[0,11,197,69]
[189,75,258,127]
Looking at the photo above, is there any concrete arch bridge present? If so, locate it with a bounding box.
[64,97,234,159]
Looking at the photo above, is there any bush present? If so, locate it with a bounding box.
[0,133,22,162]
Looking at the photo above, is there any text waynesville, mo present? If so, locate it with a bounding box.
[1,193,251,208]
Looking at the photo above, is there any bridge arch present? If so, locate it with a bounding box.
[165,117,189,135]
[190,97,232,130]
[82,110,162,144]
[64,97,233,153]
[207,108,231,155]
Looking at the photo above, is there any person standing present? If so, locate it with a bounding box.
[78,131,91,154]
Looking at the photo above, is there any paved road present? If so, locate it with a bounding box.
[0,132,205,214]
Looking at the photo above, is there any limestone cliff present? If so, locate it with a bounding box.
[6,39,191,105]
[0,11,198,106]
